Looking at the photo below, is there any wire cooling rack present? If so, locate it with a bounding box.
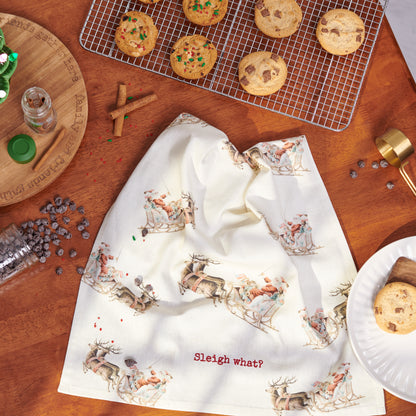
[80,0,388,131]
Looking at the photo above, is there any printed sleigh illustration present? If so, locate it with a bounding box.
[83,340,172,407]
[179,254,288,333]
[298,282,351,349]
[268,214,321,256]
[140,190,196,235]
[266,363,363,415]
[82,242,159,314]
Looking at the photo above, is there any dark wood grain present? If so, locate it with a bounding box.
[1,1,416,415]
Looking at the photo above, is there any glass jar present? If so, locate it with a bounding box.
[21,86,57,134]
[0,223,38,285]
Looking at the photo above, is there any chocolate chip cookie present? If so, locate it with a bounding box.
[255,0,302,38]
[238,51,287,96]
[115,11,158,57]
[183,0,228,26]
[316,9,365,55]
[374,282,416,335]
[170,35,217,79]
[139,0,162,3]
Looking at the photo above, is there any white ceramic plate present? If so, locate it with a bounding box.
[347,236,416,404]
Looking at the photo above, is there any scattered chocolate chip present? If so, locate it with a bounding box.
[356,35,362,43]
[56,248,64,256]
[69,249,77,258]
[386,181,395,190]
[395,307,404,313]
[77,206,85,214]
[330,29,340,36]
[321,18,327,25]
[321,28,329,33]
[380,159,388,168]
[142,228,149,238]
[350,170,358,178]
[76,266,84,275]
[81,230,90,240]
[357,160,365,168]
[56,266,63,275]
[274,10,282,18]
[270,53,279,62]
[371,161,379,169]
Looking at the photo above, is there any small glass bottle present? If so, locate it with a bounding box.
[0,223,38,286]
[21,86,57,134]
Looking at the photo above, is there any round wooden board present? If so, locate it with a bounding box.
[0,13,88,207]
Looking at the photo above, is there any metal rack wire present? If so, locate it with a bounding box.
[80,0,388,131]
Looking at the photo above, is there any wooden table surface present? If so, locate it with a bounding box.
[1,1,415,415]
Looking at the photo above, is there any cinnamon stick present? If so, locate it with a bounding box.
[109,93,157,120]
[33,127,66,172]
[113,84,127,136]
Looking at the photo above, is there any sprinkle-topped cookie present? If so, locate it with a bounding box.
[238,51,287,96]
[170,35,217,80]
[183,0,228,26]
[316,9,365,55]
[255,0,302,38]
[115,11,158,57]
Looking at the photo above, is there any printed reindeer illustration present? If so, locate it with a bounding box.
[83,340,121,391]
[179,254,227,305]
[110,275,159,315]
[266,377,311,415]
[267,363,363,415]
[140,190,196,235]
[330,281,352,328]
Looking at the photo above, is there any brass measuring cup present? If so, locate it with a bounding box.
[375,128,416,196]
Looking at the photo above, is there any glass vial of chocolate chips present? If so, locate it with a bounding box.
[0,224,38,285]
[21,86,57,134]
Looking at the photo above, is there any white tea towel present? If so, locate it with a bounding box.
[59,113,385,416]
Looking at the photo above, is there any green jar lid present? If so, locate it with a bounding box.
[7,134,36,163]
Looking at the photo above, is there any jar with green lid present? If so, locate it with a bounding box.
[0,223,38,285]
[21,86,57,134]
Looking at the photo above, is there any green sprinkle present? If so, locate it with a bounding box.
[128,16,132,21]
[205,1,211,5]
[107,139,112,142]
[9,52,18,62]
[132,235,136,241]
[124,115,129,119]
[197,56,203,61]
[189,58,194,62]
[177,56,182,62]
[214,9,219,15]
[201,62,206,67]
[128,96,133,100]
